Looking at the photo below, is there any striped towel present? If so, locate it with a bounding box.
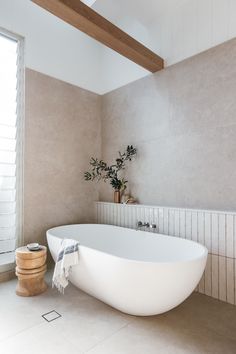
[52,239,79,293]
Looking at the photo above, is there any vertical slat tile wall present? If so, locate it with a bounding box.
[95,202,236,306]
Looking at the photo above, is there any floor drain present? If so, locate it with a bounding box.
[42,310,62,322]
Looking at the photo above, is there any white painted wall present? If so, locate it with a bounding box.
[149,0,236,67]
[0,0,103,94]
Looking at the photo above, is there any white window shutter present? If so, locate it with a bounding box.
[0,29,24,268]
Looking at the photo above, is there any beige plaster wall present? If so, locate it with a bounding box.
[24,69,101,246]
[23,37,236,249]
[100,38,236,211]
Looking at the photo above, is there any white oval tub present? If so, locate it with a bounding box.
[47,224,208,316]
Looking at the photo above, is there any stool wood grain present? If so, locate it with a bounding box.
[15,246,47,297]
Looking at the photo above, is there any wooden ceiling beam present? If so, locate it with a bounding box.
[31,0,164,73]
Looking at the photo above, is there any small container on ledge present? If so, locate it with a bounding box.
[114,190,121,203]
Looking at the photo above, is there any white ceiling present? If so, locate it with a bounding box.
[1,0,235,95]
[82,0,97,7]
[93,0,185,27]
[93,0,236,93]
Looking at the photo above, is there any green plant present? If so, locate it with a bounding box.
[84,145,137,191]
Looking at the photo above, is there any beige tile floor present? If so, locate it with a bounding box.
[0,272,236,354]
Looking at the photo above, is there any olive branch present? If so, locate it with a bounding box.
[84,145,137,191]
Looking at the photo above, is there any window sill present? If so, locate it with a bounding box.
[0,252,15,273]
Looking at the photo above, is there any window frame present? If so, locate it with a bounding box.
[0,27,25,273]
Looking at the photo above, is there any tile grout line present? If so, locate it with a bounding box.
[84,322,131,353]
[0,320,46,344]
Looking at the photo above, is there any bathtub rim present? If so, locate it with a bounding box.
[46,224,208,266]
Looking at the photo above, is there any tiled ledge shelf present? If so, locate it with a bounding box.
[95,201,236,306]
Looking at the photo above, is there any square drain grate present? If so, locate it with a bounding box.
[42,310,62,322]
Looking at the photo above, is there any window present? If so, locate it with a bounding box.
[0,29,24,272]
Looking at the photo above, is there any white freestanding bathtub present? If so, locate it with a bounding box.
[47,224,208,316]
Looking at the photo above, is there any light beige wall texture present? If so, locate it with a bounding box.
[23,38,236,248]
[100,38,236,211]
[24,69,101,246]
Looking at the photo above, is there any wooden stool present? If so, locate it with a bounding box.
[15,246,47,297]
